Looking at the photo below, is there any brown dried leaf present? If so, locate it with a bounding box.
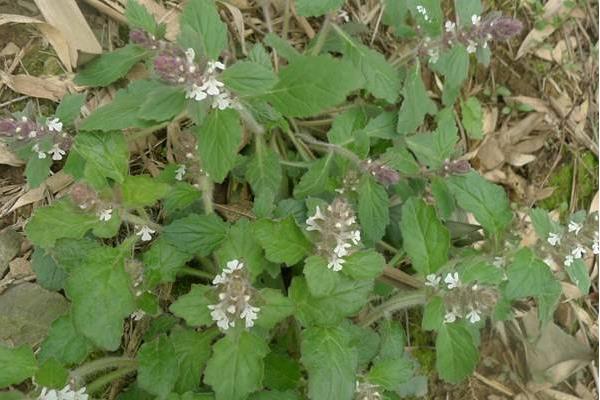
[477,136,505,170]
[0,144,24,167]
[7,172,73,215]
[0,71,75,101]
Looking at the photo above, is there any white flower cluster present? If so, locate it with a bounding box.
[38,386,88,400]
[306,202,361,272]
[415,5,431,22]
[183,52,238,110]
[136,225,155,241]
[546,217,598,268]
[355,381,382,400]
[425,272,482,324]
[208,260,260,330]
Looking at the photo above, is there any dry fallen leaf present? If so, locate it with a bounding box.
[0,143,24,167]
[0,71,76,101]
[5,171,73,216]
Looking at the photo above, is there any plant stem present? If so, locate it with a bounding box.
[310,14,332,55]
[279,160,312,168]
[70,357,136,379]
[199,175,214,214]
[359,290,426,327]
[86,366,138,394]
[121,212,161,231]
[179,267,213,280]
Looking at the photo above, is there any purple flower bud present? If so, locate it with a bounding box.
[443,159,471,175]
[154,52,187,84]
[0,119,17,136]
[361,159,401,186]
[129,29,150,46]
[487,16,523,41]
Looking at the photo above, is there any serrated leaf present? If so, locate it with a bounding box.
[263,353,301,391]
[163,182,201,214]
[55,93,85,125]
[367,357,414,390]
[422,296,444,331]
[433,45,469,106]
[364,111,397,139]
[121,175,171,207]
[301,326,357,400]
[138,335,179,398]
[447,172,513,236]
[529,208,561,242]
[75,45,147,87]
[256,288,294,330]
[405,118,458,169]
[66,247,135,350]
[397,64,437,134]
[293,155,333,199]
[31,248,67,291]
[342,250,386,281]
[0,345,37,388]
[221,61,278,97]
[382,0,413,38]
[179,0,228,59]
[34,359,68,389]
[407,0,443,37]
[458,259,503,285]
[204,331,269,400]
[263,33,301,62]
[171,328,219,394]
[139,85,186,122]
[264,55,363,117]
[126,0,160,35]
[143,238,193,287]
[461,97,483,139]
[377,320,406,360]
[163,213,229,256]
[357,175,389,243]
[431,176,456,219]
[169,285,214,327]
[566,259,591,295]
[303,256,341,297]
[380,145,419,175]
[195,109,242,183]
[246,145,282,196]
[345,322,380,367]
[400,197,450,275]
[25,154,52,188]
[295,0,344,16]
[254,217,312,265]
[435,323,478,383]
[73,131,129,183]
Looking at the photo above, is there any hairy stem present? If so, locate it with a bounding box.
[359,290,426,327]
[70,357,137,379]
[179,267,213,280]
[86,366,138,394]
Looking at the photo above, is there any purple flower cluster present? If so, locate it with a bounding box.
[360,159,401,186]
[0,115,71,161]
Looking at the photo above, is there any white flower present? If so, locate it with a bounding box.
[564,255,574,267]
[471,14,481,25]
[32,143,46,159]
[593,237,599,255]
[136,225,155,241]
[444,272,460,289]
[327,256,345,272]
[338,10,350,23]
[48,143,66,160]
[29,130,38,138]
[175,164,186,181]
[208,304,233,330]
[416,5,427,15]
[427,48,439,64]
[445,20,456,32]
[466,40,477,53]
[568,221,583,235]
[46,117,63,132]
[466,308,481,323]
[547,232,561,246]
[240,304,260,328]
[185,48,195,64]
[493,256,505,268]
[212,92,233,110]
[39,386,89,400]
[224,259,244,274]
[185,84,208,101]
[334,241,351,257]
[212,272,228,285]
[206,60,226,74]
[200,76,224,96]
[306,206,325,231]
[131,309,145,321]
[444,311,457,324]
[572,245,586,259]
[425,274,441,288]
[98,208,112,222]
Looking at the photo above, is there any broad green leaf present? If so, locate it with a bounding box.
[435,323,478,383]
[138,335,179,398]
[73,131,129,183]
[263,33,301,62]
[179,0,228,59]
[380,145,419,175]
[55,93,85,125]
[382,0,413,38]
[342,250,386,281]
[121,175,171,208]
[293,155,334,198]
[196,109,242,183]
[0,345,37,388]
[458,259,503,285]
[566,259,591,295]
[66,247,135,350]
[163,183,201,214]
[25,201,98,248]
[25,154,52,189]
[169,285,214,327]
[407,0,443,37]
[461,97,483,139]
[143,238,193,287]
[34,359,68,389]
[248,44,273,70]
[301,326,357,400]
[529,208,561,242]
[264,55,363,117]
[221,62,278,97]
[447,172,513,236]
[357,175,389,243]
[126,0,160,35]
[377,320,406,360]
[367,358,414,391]
[295,0,344,16]
[163,213,229,256]
[263,353,301,391]
[364,111,397,139]
[204,331,269,400]
[400,197,450,275]
[171,328,219,394]
[326,109,369,157]
[256,289,294,330]
[422,296,444,331]
[455,0,483,27]
[345,323,380,367]
[431,176,456,219]
[139,85,186,122]
[254,217,312,265]
[397,64,437,134]
[80,80,159,131]
[432,45,469,105]
[31,248,67,291]
[75,45,147,87]
[38,314,94,365]
[405,116,458,169]
[303,256,341,297]
[246,144,282,197]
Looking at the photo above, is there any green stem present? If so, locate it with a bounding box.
[310,14,332,56]
[279,160,311,168]
[179,267,213,280]
[70,357,136,379]
[199,175,214,214]
[86,366,138,394]
[297,133,361,165]
[283,126,314,162]
[121,212,161,231]
[359,290,426,327]
[377,240,401,254]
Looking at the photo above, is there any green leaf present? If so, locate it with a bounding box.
[431,176,456,219]
[264,55,363,117]
[31,248,67,291]
[455,0,482,27]
[139,85,186,122]
[138,335,179,398]
[248,44,273,70]
[380,144,419,175]
[170,285,214,327]
[301,326,357,400]
[0,344,37,388]
[143,238,193,287]
[293,155,334,199]
[195,108,242,183]
[407,0,443,37]
[326,109,369,156]
[447,172,513,236]
[405,118,458,169]
[179,0,228,59]
[263,33,301,62]
[55,93,85,125]
[254,217,312,265]
[25,154,52,188]
[433,45,469,106]
[75,45,147,87]
[246,144,282,196]
[121,175,171,208]
[400,197,450,275]
[422,296,444,331]
[80,80,159,131]
[342,250,386,281]
[458,259,504,285]
[34,359,68,389]
[221,62,278,97]
[73,131,129,183]
[303,256,341,297]
[171,328,219,394]
[529,208,561,242]
[295,0,344,16]
[125,0,160,35]
[163,214,229,256]
[345,322,380,367]
[377,320,406,360]
[256,289,294,330]
[382,0,413,38]
[204,331,269,400]
[25,200,98,248]
[566,259,591,295]
[264,352,301,391]
[163,183,201,214]
[357,175,389,243]
[435,323,478,383]
[397,64,437,134]
[66,247,135,350]
[363,111,397,139]
[367,358,414,390]
[38,314,94,365]
[461,97,483,139]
